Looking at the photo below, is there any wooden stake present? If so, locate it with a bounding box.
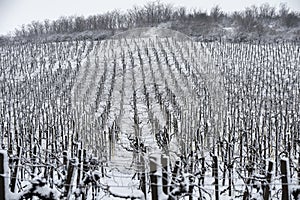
[140,155,146,199]
[11,146,21,193]
[263,161,273,200]
[213,156,219,200]
[0,150,8,200]
[280,159,290,200]
[161,155,169,195]
[65,160,76,198]
[150,155,158,200]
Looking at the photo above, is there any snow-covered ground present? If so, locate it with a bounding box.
[0,36,299,199]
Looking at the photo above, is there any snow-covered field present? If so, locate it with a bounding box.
[0,36,299,199]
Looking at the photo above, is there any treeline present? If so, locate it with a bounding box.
[4,1,300,42]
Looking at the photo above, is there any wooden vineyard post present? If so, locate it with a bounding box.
[63,151,68,170]
[199,156,205,185]
[150,155,158,200]
[65,160,76,199]
[212,156,219,200]
[228,162,232,197]
[298,151,300,185]
[77,149,84,199]
[140,155,147,199]
[0,150,8,200]
[263,161,273,200]
[11,146,21,193]
[161,154,169,195]
[280,159,290,200]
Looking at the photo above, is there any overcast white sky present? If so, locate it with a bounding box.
[0,0,299,35]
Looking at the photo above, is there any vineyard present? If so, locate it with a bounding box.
[0,34,300,199]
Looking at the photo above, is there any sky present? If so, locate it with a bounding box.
[0,0,299,35]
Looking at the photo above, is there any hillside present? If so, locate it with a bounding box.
[0,32,300,199]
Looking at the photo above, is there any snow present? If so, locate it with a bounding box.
[0,36,299,199]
